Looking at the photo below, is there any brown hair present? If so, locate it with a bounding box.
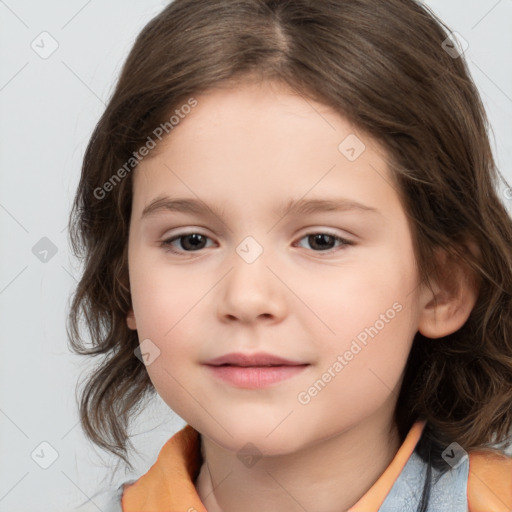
[67,0,512,475]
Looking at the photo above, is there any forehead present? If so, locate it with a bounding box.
[131,80,402,223]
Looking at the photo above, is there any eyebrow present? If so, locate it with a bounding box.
[140,195,381,221]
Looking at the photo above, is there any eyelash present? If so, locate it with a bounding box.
[160,231,355,256]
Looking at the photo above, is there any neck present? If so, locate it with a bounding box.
[195,407,402,512]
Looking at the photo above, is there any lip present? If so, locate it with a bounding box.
[204,352,307,367]
[203,352,309,388]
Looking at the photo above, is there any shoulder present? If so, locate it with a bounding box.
[468,450,512,512]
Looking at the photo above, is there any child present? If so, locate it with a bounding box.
[67,0,512,510]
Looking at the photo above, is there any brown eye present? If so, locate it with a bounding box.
[161,233,212,253]
[295,232,354,253]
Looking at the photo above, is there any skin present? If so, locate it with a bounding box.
[126,78,478,512]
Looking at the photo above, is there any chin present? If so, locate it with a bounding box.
[202,422,306,458]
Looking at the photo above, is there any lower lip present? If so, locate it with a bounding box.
[205,364,308,388]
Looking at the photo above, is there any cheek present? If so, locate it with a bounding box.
[298,256,416,352]
[130,257,199,335]
[298,250,418,401]
[296,302,414,428]
[128,262,202,390]
[134,304,200,420]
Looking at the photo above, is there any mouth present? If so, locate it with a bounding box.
[205,352,308,367]
[203,352,310,388]
[213,363,303,367]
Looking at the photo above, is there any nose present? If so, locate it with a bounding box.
[216,247,287,324]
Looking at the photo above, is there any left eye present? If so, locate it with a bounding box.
[295,232,354,252]
[160,232,354,254]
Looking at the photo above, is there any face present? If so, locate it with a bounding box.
[126,79,425,455]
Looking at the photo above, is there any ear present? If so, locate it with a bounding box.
[417,241,480,339]
[126,308,137,330]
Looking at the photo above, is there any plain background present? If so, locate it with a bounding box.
[0,1,511,510]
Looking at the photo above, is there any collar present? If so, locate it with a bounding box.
[121,420,426,511]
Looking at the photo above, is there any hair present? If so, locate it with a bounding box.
[67,0,512,508]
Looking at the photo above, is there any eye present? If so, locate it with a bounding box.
[160,232,214,254]
[160,230,354,255]
[294,232,354,254]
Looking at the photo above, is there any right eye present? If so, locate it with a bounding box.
[160,232,214,254]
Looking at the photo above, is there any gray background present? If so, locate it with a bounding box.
[0,1,511,511]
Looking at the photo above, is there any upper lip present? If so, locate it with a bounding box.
[204,352,308,367]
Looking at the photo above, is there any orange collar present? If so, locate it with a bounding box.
[348,420,426,510]
[122,420,426,511]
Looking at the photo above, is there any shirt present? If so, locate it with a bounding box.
[99,420,512,511]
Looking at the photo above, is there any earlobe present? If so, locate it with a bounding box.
[126,308,137,330]
[417,246,480,339]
